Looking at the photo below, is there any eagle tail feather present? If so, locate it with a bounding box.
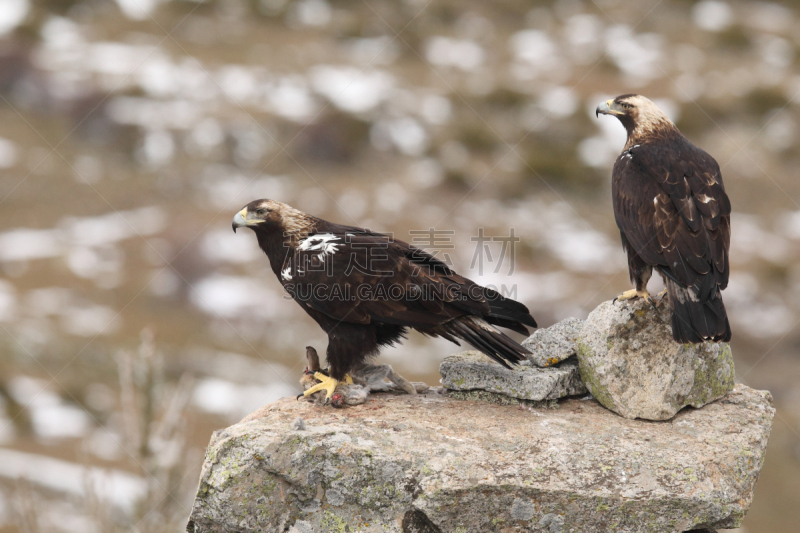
[446,316,529,368]
[666,279,731,343]
[484,316,531,336]
[483,288,538,330]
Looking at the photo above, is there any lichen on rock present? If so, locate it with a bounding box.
[439,350,587,401]
[446,389,559,409]
[188,384,773,533]
[522,317,584,367]
[577,297,735,421]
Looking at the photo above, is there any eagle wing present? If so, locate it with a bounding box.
[612,142,731,289]
[279,230,524,330]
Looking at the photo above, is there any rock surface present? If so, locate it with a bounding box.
[187,384,773,533]
[439,350,586,401]
[522,317,584,367]
[577,298,735,421]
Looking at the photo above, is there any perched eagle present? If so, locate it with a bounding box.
[596,94,731,343]
[232,199,537,402]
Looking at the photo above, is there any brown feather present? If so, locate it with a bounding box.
[604,94,731,342]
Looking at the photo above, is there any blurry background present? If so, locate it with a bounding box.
[0,0,797,531]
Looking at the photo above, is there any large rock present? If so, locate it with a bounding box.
[440,350,586,401]
[577,298,735,421]
[187,384,774,533]
[522,317,584,367]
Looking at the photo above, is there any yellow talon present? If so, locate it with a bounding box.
[301,372,352,402]
[657,289,668,300]
[615,289,651,302]
[614,289,655,308]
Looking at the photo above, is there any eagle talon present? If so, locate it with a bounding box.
[301,372,352,403]
[615,289,652,303]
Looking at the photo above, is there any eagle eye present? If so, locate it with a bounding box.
[256,208,267,215]
[620,102,633,110]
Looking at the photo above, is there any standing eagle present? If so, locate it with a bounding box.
[596,95,731,343]
[232,199,537,402]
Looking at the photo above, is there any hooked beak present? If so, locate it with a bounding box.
[232,208,248,233]
[596,99,620,118]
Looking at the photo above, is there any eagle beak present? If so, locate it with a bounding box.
[596,99,619,117]
[232,208,248,233]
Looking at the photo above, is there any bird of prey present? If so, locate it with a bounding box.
[596,94,731,343]
[232,199,537,402]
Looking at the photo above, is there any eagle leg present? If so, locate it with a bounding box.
[657,289,668,301]
[613,289,654,307]
[298,372,353,404]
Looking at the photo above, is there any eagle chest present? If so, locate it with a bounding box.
[612,147,662,224]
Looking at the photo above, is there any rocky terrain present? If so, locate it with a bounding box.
[188,298,774,532]
[188,384,773,533]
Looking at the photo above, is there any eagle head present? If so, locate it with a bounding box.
[232,199,285,232]
[595,94,674,138]
[232,199,314,237]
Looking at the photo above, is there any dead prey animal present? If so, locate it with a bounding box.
[300,347,427,407]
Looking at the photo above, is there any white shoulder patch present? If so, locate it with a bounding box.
[281,266,292,281]
[298,233,341,261]
[620,144,640,161]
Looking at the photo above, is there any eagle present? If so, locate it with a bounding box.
[596,94,731,343]
[232,199,537,402]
